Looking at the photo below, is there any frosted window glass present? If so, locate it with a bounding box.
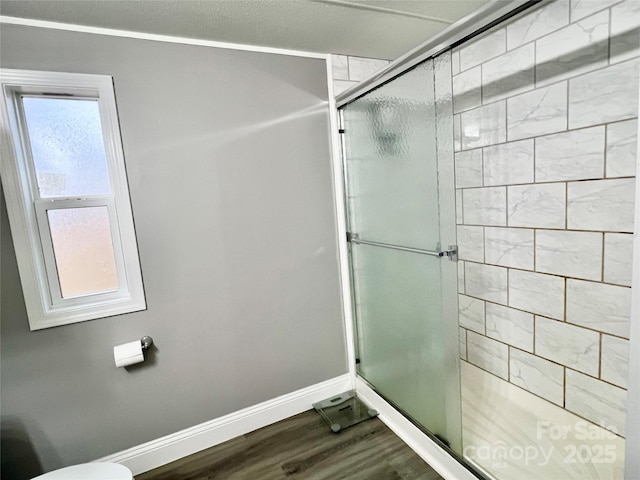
[47,207,119,298]
[22,97,112,197]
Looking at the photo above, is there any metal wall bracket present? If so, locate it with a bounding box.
[444,245,458,262]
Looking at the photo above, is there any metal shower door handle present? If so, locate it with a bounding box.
[347,233,458,262]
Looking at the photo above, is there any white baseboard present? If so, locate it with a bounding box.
[355,377,476,480]
[96,374,352,475]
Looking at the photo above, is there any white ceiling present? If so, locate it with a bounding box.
[0,0,491,60]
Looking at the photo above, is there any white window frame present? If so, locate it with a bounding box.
[0,69,145,330]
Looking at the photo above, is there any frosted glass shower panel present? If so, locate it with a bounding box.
[22,97,112,198]
[352,243,447,437]
[343,62,440,249]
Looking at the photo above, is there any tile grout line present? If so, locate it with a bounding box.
[563,277,567,323]
[601,232,606,283]
[463,285,631,337]
[564,181,568,231]
[599,332,603,380]
[533,228,537,273]
[483,295,487,336]
[458,57,637,128]
[464,355,626,433]
[604,122,609,179]
[532,313,536,356]
[468,330,627,392]
[459,175,636,191]
[459,117,638,152]
[462,257,633,288]
[563,367,567,408]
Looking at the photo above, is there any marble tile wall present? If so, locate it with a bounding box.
[453,0,638,438]
[331,54,391,95]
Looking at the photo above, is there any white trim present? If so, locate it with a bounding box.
[326,55,357,385]
[95,374,352,475]
[0,68,146,330]
[0,15,326,59]
[355,377,476,480]
[624,81,640,479]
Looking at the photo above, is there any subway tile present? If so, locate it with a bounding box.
[458,294,485,334]
[461,101,507,149]
[565,369,627,436]
[456,189,463,224]
[507,83,568,141]
[454,114,461,152]
[484,227,534,270]
[509,348,564,405]
[606,119,638,178]
[453,66,482,114]
[535,230,603,281]
[455,148,483,188]
[507,183,566,229]
[348,57,389,82]
[331,55,349,81]
[333,80,358,96]
[483,139,534,186]
[535,316,599,376]
[569,59,639,129]
[482,43,535,103]
[567,178,636,233]
[570,0,622,22]
[458,260,465,293]
[536,11,609,87]
[601,334,630,388]
[535,127,605,182]
[457,225,484,263]
[507,0,570,49]
[463,187,507,226]
[460,327,467,360]
[467,331,509,380]
[566,279,631,338]
[604,233,634,287]
[465,262,508,305]
[509,270,565,320]
[460,28,506,71]
[610,0,640,64]
[452,50,461,76]
[486,303,533,351]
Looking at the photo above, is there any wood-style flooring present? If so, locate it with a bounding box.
[136,410,443,480]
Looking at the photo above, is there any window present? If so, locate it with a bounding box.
[0,69,145,330]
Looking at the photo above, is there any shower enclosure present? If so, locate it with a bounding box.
[340,57,462,454]
[336,1,639,479]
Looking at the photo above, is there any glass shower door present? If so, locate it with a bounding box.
[341,58,461,452]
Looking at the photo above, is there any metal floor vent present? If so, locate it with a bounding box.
[313,390,378,433]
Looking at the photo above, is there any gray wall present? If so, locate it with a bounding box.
[0,24,347,475]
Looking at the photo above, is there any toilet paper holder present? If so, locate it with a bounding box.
[140,336,154,351]
[114,336,154,368]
